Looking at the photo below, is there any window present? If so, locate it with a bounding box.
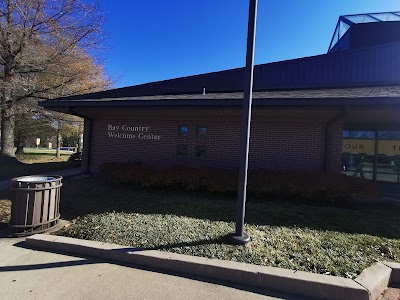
[343,130,375,139]
[177,145,188,157]
[197,126,207,139]
[378,131,400,140]
[178,125,189,138]
[195,145,206,157]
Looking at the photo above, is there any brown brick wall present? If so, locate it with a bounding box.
[326,120,344,172]
[86,112,343,174]
[81,119,91,174]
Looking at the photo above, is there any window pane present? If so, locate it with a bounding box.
[341,153,374,180]
[346,15,379,24]
[178,126,189,138]
[343,130,375,139]
[197,127,207,139]
[370,13,400,21]
[329,23,340,50]
[339,21,350,39]
[376,155,400,182]
[378,131,400,140]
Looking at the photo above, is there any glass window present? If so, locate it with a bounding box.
[195,145,206,157]
[378,131,400,140]
[177,145,188,157]
[178,125,189,138]
[339,21,350,39]
[329,22,340,50]
[371,12,400,22]
[197,126,207,139]
[346,15,380,24]
[343,130,375,139]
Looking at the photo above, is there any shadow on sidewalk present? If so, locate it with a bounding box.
[0,258,98,272]
[0,240,312,300]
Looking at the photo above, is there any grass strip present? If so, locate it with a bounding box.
[1,178,399,278]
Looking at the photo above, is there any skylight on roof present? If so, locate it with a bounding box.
[328,11,400,52]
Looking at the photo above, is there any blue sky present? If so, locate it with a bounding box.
[98,0,400,88]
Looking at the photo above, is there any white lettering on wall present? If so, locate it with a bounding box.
[107,124,161,141]
[108,132,136,139]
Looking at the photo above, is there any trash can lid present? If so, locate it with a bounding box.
[16,176,56,182]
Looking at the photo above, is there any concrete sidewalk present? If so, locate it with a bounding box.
[0,168,81,192]
[0,235,303,300]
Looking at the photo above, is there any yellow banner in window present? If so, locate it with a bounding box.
[342,139,375,154]
[378,140,400,156]
[343,139,400,156]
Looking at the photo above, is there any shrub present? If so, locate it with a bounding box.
[98,162,381,205]
[67,152,82,167]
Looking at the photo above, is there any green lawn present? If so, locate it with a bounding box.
[0,148,73,180]
[1,178,399,278]
[23,148,75,156]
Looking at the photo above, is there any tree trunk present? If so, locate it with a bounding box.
[15,131,24,155]
[0,108,16,159]
[1,60,16,161]
[78,133,83,153]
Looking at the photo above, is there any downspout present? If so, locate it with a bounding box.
[324,105,351,173]
[68,107,92,175]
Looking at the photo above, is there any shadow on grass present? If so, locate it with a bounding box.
[146,236,228,251]
[0,159,72,181]
[94,236,229,252]
[54,178,400,240]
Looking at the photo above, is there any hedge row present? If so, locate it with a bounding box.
[99,162,380,204]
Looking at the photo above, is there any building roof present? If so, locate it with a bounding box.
[40,11,400,112]
[41,85,400,110]
[40,41,400,108]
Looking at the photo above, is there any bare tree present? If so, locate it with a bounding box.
[0,0,108,161]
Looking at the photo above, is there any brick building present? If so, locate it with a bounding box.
[41,12,400,180]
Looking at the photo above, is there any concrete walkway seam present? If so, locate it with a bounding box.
[26,234,370,300]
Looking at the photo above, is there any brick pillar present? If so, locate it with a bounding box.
[326,120,343,173]
[81,118,92,174]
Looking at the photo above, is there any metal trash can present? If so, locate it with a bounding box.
[9,175,62,236]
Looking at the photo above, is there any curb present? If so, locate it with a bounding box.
[24,234,399,300]
[382,261,400,284]
[354,262,391,300]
